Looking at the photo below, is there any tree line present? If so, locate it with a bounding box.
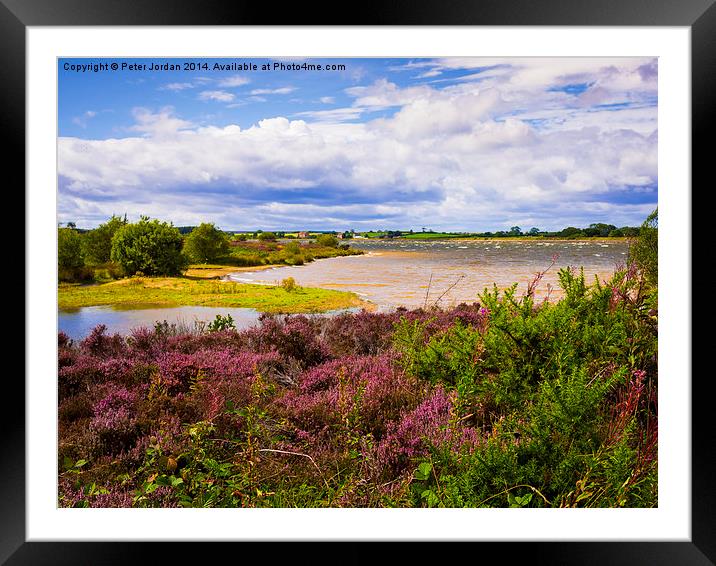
[58,216,231,281]
[58,216,349,282]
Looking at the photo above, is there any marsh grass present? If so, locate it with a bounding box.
[58,276,367,313]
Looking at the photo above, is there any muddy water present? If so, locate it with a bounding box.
[228,239,629,311]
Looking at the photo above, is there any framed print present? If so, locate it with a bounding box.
[7,0,711,563]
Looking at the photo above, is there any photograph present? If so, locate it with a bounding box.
[56,55,660,510]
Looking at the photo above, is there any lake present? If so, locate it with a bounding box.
[228,239,629,310]
[59,239,629,339]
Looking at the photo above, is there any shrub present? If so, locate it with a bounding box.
[111,216,188,276]
[316,234,339,248]
[183,223,230,264]
[628,208,657,286]
[58,227,84,271]
[57,267,657,509]
[207,314,235,332]
[281,277,297,292]
[82,215,128,264]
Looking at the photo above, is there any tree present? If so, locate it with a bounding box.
[58,227,84,270]
[629,208,657,286]
[528,227,540,236]
[257,231,277,242]
[110,216,187,276]
[82,214,128,264]
[316,234,339,248]
[183,222,230,263]
[509,226,522,236]
[559,227,584,238]
[586,223,617,237]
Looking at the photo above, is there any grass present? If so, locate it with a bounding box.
[222,241,363,268]
[58,276,368,313]
[183,264,280,279]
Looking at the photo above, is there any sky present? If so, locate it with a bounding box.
[58,57,658,232]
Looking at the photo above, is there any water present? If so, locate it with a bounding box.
[59,239,629,339]
[58,305,263,341]
[228,239,629,310]
[58,304,365,341]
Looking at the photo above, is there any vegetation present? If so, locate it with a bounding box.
[315,234,339,248]
[183,223,230,264]
[82,215,128,264]
[57,212,657,508]
[628,208,658,286]
[58,227,86,281]
[360,223,641,240]
[110,216,188,276]
[221,239,361,268]
[58,216,364,284]
[58,249,657,508]
[58,276,366,313]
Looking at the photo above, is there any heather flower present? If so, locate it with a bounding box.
[376,387,479,476]
[89,385,142,455]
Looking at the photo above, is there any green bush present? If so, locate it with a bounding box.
[393,264,658,508]
[281,277,297,292]
[110,216,188,276]
[82,215,127,264]
[628,208,657,286]
[184,223,230,264]
[58,227,84,271]
[316,234,339,248]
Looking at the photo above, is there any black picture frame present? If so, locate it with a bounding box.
[6,1,710,563]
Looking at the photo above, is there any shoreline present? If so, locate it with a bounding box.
[358,236,632,243]
[58,276,371,314]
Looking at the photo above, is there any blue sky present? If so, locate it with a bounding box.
[58,57,657,231]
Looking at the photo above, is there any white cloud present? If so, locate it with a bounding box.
[72,110,97,128]
[162,82,195,91]
[293,107,364,123]
[216,75,251,88]
[319,96,335,104]
[59,58,657,230]
[198,90,235,102]
[128,107,193,137]
[249,87,297,95]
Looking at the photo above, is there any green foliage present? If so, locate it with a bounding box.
[257,231,277,242]
[207,313,235,332]
[82,215,127,264]
[110,216,188,276]
[393,263,657,508]
[629,208,657,286]
[585,223,617,237]
[281,277,297,292]
[58,227,84,270]
[183,222,230,264]
[316,234,339,248]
